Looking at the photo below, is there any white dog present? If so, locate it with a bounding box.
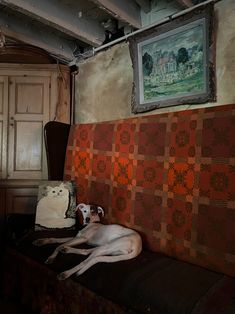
[33,203,142,280]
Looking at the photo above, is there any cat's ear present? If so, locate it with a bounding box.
[59,182,64,188]
[47,186,53,192]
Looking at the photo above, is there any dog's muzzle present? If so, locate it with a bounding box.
[85,217,90,224]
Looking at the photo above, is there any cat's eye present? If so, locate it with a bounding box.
[60,190,62,192]
[52,191,55,193]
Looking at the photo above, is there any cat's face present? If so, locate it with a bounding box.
[46,183,68,197]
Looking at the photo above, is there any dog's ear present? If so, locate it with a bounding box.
[98,206,104,216]
[76,203,86,211]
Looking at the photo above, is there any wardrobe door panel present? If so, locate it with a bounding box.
[15,121,42,171]
[6,188,38,214]
[8,76,50,179]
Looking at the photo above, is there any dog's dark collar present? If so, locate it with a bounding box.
[86,221,100,225]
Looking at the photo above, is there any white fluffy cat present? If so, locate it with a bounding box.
[36,182,75,229]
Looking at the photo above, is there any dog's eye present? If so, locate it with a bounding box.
[60,190,62,192]
[52,191,55,193]
[83,210,87,213]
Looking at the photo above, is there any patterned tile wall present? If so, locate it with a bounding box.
[64,104,235,277]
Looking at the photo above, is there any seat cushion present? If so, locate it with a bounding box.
[5,230,235,314]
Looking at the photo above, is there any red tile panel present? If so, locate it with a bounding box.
[134,192,162,231]
[113,156,134,186]
[115,122,136,154]
[93,123,114,151]
[166,198,193,241]
[111,187,131,224]
[138,122,166,156]
[201,116,235,158]
[197,204,235,255]
[200,164,235,201]
[168,162,195,196]
[169,119,197,157]
[92,154,112,180]
[75,176,89,204]
[89,181,110,213]
[74,124,93,149]
[73,151,91,175]
[136,160,164,190]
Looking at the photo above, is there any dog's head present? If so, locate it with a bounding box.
[76,203,104,226]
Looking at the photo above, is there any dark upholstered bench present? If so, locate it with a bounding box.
[3,229,235,314]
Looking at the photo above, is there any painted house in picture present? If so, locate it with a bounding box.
[141,18,205,101]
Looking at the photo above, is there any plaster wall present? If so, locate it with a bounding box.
[75,0,235,123]
[141,0,182,27]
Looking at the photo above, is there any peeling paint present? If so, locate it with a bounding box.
[75,43,133,123]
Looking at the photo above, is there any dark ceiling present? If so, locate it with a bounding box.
[0,0,209,63]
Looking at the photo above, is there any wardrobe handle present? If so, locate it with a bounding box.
[10,117,14,126]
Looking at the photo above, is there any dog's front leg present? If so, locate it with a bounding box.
[45,236,87,264]
[57,245,109,280]
[33,237,74,246]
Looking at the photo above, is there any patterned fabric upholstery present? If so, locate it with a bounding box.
[64,104,235,277]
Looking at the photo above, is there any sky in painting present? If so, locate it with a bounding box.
[141,22,204,57]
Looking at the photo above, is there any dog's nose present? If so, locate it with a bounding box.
[85,217,90,223]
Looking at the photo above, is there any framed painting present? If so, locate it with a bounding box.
[129,4,215,113]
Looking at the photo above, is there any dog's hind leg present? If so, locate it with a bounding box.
[57,247,138,280]
[76,252,138,276]
[57,237,138,280]
[75,238,141,276]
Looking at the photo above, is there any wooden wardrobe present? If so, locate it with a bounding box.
[0,62,71,239]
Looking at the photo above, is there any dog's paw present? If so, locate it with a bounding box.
[33,239,45,246]
[57,272,69,280]
[59,246,69,253]
[75,270,83,277]
[45,257,54,264]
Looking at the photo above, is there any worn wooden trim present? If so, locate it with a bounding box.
[0,63,70,72]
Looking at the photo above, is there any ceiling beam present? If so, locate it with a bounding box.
[176,0,194,7]
[135,0,151,13]
[0,9,74,61]
[90,0,141,28]
[0,0,105,46]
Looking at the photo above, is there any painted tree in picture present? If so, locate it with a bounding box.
[141,21,205,102]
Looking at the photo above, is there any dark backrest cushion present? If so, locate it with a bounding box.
[44,121,70,180]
